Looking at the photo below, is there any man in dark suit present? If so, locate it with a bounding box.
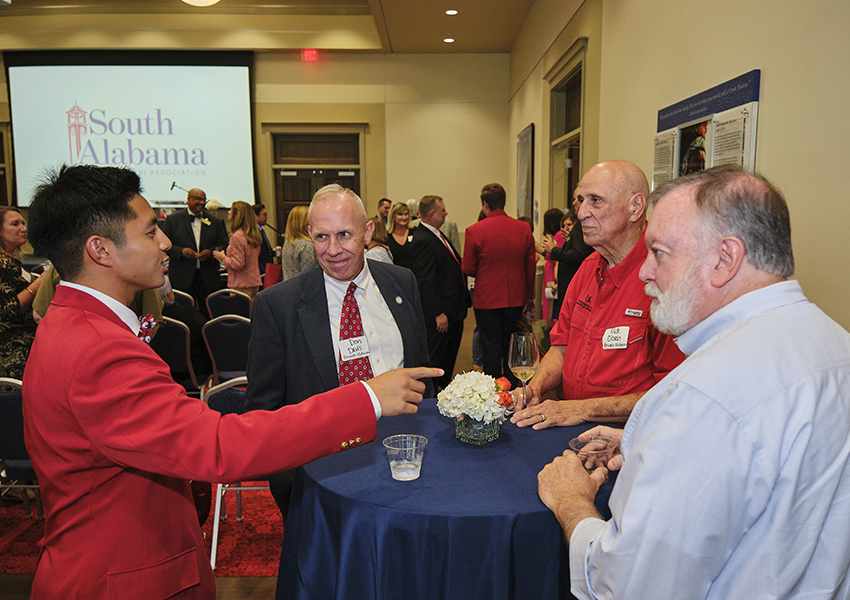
[463,183,537,385]
[246,183,433,516]
[253,203,276,275]
[410,195,469,391]
[160,188,228,311]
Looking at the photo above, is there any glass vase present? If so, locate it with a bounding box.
[455,414,499,445]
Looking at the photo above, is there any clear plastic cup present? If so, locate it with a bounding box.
[382,434,428,481]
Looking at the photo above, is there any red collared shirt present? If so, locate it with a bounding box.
[550,230,684,399]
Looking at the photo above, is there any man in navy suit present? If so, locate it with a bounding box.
[410,195,469,390]
[246,184,432,516]
[160,188,228,310]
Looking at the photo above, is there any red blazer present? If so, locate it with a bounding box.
[23,286,376,600]
[462,209,537,309]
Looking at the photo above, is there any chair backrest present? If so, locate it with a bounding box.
[202,315,251,385]
[203,376,248,416]
[205,289,253,319]
[172,289,195,307]
[150,316,200,390]
[0,378,27,460]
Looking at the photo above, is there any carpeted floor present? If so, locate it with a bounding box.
[0,484,282,577]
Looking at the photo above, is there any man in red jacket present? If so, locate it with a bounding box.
[22,164,439,600]
[463,183,537,384]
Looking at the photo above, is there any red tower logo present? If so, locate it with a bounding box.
[67,103,88,163]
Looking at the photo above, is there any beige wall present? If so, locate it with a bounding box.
[511,0,850,328]
[254,52,510,242]
[508,0,602,235]
[595,0,850,327]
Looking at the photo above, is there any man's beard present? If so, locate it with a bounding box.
[645,262,703,337]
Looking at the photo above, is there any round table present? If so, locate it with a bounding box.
[276,398,617,600]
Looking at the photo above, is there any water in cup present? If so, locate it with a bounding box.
[383,434,427,481]
[390,460,421,481]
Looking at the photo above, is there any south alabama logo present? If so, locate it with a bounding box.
[66,103,207,166]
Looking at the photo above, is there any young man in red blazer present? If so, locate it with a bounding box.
[22,165,439,600]
[462,183,537,385]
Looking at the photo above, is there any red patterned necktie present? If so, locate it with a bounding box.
[338,282,374,386]
[439,232,460,264]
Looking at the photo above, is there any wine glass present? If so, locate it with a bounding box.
[508,332,540,408]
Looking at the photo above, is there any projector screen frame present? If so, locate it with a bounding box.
[3,49,259,209]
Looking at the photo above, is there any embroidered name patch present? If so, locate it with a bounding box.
[603,326,629,350]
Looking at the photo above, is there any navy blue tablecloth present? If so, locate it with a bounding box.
[276,398,617,600]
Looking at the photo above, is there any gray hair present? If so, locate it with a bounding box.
[649,165,794,277]
[308,184,367,224]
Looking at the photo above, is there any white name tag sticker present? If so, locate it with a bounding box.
[603,326,629,350]
[625,308,643,317]
[340,336,371,361]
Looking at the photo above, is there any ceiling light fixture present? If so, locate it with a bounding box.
[181,0,221,6]
[443,37,455,43]
[446,9,458,15]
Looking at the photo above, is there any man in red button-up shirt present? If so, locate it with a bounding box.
[512,160,684,429]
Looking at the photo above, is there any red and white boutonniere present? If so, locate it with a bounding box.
[138,314,162,343]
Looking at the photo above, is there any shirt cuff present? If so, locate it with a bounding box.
[569,517,608,600]
[362,380,382,420]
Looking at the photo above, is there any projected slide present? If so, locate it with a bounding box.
[8,65,254,207]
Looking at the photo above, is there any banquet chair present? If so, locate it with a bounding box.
[0,377,43,519]
[202,315,251,386]
[202,376,270,570]
[205,289,252,319]
[150,316,208,397]
[172,289,195,307]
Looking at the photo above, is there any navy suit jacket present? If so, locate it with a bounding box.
[161,209,229,292]
[410,225,469,324]
[245,260,433,412]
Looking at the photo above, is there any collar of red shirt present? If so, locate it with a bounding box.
[593,228,648,289]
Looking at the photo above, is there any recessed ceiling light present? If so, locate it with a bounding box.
[443,37,455,43]
[446,9,458,15]
[181,0,221,6]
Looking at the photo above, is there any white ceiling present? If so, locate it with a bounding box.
[0,0,537,53]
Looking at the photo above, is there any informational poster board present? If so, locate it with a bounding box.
[652,70,760,190]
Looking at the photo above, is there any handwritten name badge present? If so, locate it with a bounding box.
[340,336,371,361]
[603,326,629,350]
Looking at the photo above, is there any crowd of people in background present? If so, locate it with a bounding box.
[9,160,850,600]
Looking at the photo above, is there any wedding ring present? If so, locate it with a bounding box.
[540,413,546,423]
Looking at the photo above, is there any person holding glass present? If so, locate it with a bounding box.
[0,206,46,379]
[212,201,262,299]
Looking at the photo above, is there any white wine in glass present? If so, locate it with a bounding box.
[508,332,540,405]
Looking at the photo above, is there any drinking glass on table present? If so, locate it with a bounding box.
[508,332,540,408]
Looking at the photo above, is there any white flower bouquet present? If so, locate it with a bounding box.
[437,371,515,425]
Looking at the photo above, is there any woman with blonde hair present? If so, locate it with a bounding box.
[386,202,415,270]
[213,201,262,299]
[280,205,316,280]
[365,216,393,264]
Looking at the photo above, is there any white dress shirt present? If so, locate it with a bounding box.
[189,208,202,269]
[324,262,404,419]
